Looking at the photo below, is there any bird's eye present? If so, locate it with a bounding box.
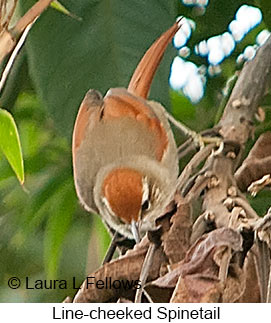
[141,199,150,211]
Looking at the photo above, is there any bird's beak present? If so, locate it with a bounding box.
[131,219,141,244]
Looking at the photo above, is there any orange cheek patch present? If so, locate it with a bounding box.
[102,168,143,224]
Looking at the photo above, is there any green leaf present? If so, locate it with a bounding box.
[0,108,24,183]
[20,0,179,139]
[44,179,76,278]
[258,0,271,29]
[170,89,196,121]
[50,1,82,21]
[248,190,271,217]
[23,169,71,231]
[91,215,111,262]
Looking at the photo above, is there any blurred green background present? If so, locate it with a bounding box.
[0,0,270,302]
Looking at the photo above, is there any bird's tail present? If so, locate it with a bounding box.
[128,18,183,99]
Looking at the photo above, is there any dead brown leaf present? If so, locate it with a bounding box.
[159,196,192,264]
[171,275,222,303]
[235,132,271,192]
[72,236,167,302]
[144,228,244,302]
[237,250,261,302]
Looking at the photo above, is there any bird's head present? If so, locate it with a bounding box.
[97,167,161,242]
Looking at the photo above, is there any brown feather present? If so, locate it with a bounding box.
[72,90,103,151]
[128,19,182,99]
[103,89,168,160]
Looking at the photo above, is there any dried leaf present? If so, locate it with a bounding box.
[117,298,133,303]
[235,132,271,191]
[171,260,245,303]
[222,264,246,302]
[180,228,242,277]
[171,275,222,303]
[254,237,271,302]
[145,228,243,303]
[63,296,72,303]
[143,284,173,303]
[160,196,192,264]
[144,265,182,303]
[237,250,261,302]
[73,237,167,302]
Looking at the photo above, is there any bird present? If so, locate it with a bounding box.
[72,19,182,242]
